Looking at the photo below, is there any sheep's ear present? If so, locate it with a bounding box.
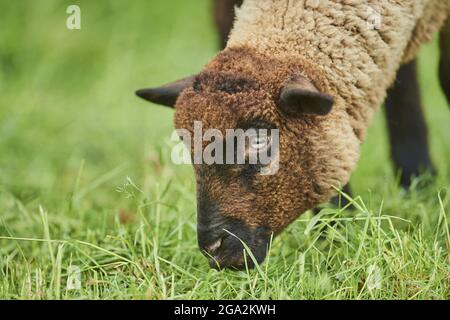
[135,76,196,108]
[279,78,334,116]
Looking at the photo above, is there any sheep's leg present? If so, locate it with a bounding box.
[312,185,353,216]
[213,0,243,49]
[385,59,434,188]
[329,184,352,209]
[439,18,450,105]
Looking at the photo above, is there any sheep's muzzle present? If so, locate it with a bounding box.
[197,205,271,270]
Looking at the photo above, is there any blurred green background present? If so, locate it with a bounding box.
[0,1,448,299]
[0,0,218,205]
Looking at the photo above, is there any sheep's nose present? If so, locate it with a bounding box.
[204,238,223,255]
[197,220,271,270]
[197,223,225,255]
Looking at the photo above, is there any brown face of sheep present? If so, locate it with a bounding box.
[136,53,341,270]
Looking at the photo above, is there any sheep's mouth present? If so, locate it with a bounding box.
[198,219,271,270]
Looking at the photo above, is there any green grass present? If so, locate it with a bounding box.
[0,0,449,300]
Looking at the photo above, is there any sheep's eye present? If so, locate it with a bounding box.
[245,130,272,166]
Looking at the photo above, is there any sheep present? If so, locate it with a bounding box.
[136,0,450,270]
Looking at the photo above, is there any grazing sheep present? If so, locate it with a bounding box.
[136,0,450,269]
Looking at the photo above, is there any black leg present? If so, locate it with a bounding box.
[385,59,434,188]
[213,0,243,49]
[439,18,450,106]
[330,184,353,209]
[312,184,353,216]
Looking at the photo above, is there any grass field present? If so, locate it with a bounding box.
[0,0,449,299]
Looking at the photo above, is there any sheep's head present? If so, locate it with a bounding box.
[136,47,359,270]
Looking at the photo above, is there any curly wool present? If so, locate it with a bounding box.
[228,0,450,141]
